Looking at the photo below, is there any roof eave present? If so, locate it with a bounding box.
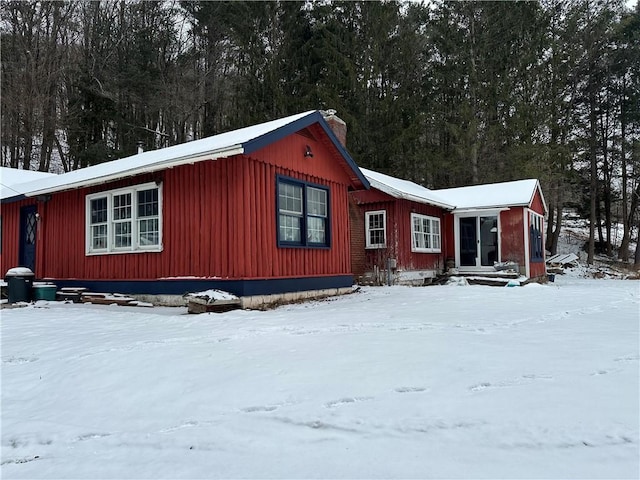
[367,178,454,210]
[25,146,244,197]
[0,193,28,204]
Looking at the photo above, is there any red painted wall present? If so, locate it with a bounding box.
[530,189,546,216]
[0,198,39,274]
[500,208,525,267]
[350,190,447,275]
[3,130,356,281]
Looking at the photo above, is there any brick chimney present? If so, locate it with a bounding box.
[322,109,347,147]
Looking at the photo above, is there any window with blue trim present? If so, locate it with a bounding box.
[277,177,329,247]
[529,212,544,262]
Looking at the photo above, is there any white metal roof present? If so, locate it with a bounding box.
[434,179,547,212]
[360,168,455,209]
[2,110,369,200]
[361,169,547,214]
[0,167,58,200]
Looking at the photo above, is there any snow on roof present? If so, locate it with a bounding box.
[360,168,455,209]
[434,179,545,211]
[5,111,367,199]
[361,169,546,213]
[0,167,57,200]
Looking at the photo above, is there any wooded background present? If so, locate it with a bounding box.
[1,0,639,263]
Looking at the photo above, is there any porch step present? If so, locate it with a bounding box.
[452,271,520,279]
[78,291,153,307]
[436,271,530,287]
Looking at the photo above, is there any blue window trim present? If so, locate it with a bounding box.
[276,175,331,249]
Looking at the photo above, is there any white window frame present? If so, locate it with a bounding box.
[365,210,387,249]
[410,213,441,253]
[86,182,163,255]
[529,211,544,262]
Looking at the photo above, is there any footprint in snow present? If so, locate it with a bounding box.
[590,369,622,376]
[324,397,373,408]
[614,354,639,363]
[1,456,41,466]
[469,382,493,392]
[160,421,199,433]
[469,375,553,392]
[75,433,111,442]
[2,356,38,365]
[394,386,428,393]
[242,405,279,413]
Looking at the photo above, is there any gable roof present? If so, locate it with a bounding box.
[0,167,57,201]
[4,111,368,201]
[360,169,547,214]
[360,168,455,210]
[434,179,547,213]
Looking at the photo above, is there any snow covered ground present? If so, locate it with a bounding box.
[1,275,639,479]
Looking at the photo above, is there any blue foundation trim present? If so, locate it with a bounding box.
[49,275,353,297]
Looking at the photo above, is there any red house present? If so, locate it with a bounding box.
[351,169,548,284]
[1,111,369,307]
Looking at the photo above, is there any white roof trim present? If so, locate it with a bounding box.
[452,207,511,214]
[25,146,244,197]
[361,168,455,210]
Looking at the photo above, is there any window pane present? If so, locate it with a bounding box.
[369,213,383,229]
[307,216,326,244]
[414,232,422,249]
[433,220,441,249]
[307,187,327,217]
[279,183,303,214]
[92,224,107,249]
[91,197,107,224]
[279,214,301,242]
[139,218,159,246]
[113,193,131,221]
[114,221,132,247]
[370,229,385,246]
[138,188,158,217]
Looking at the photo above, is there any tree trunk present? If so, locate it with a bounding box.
[635,220,640,268]
[551,203,563,255]
[587,70,597,265]
[619,77,630,261]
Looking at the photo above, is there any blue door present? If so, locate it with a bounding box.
[19,205,37,271]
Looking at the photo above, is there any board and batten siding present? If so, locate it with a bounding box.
[0,198,39,273]
[499,207,526,268]
[393,199,447,273]
[350,188,448,276]
[32,129,354,281]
